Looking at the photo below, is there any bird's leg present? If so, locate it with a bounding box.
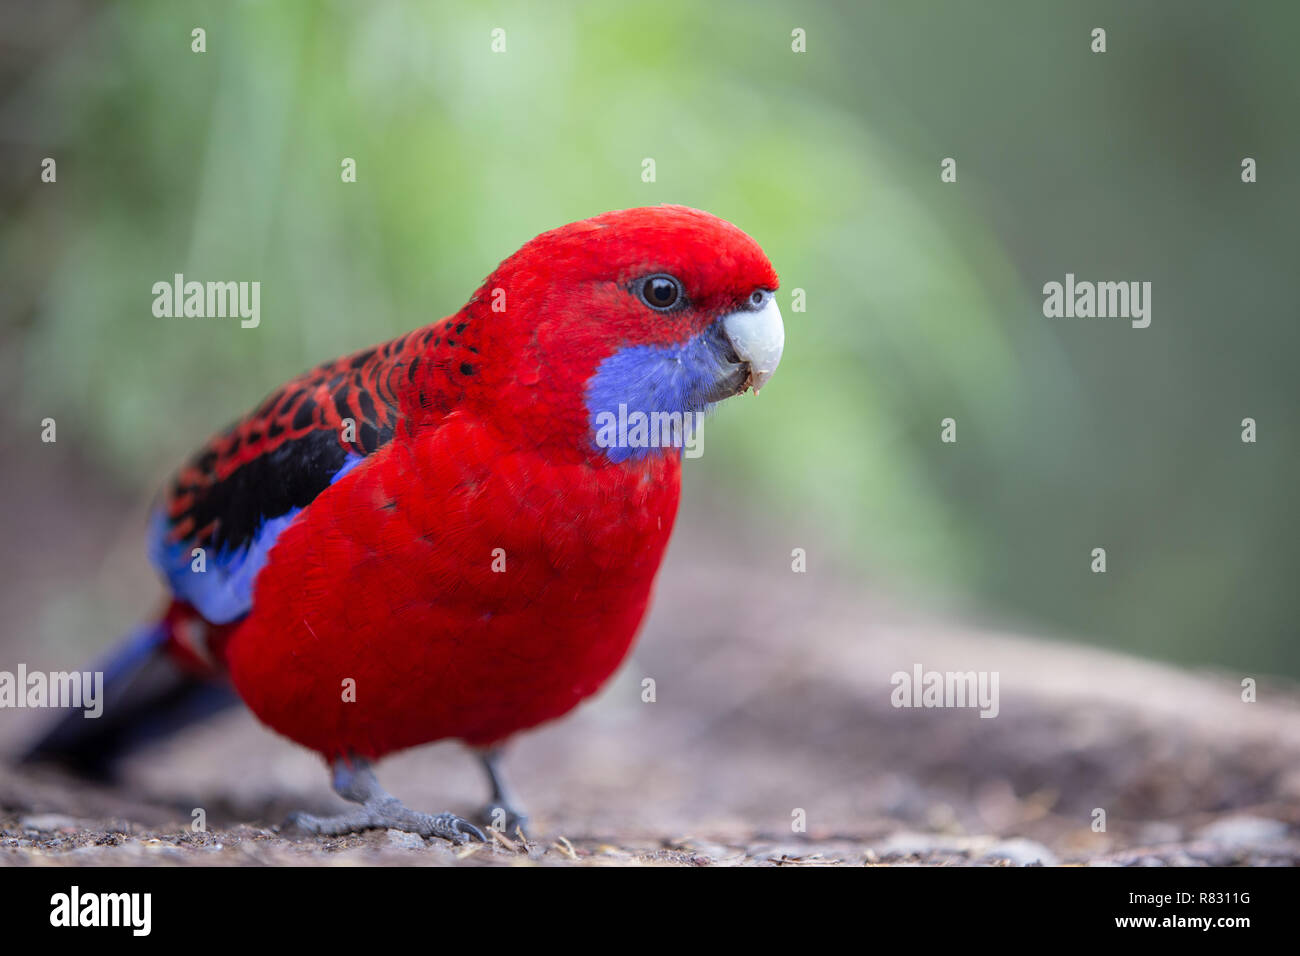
[477,747,530,836]
[289,755,485,844]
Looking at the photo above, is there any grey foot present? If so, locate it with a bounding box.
[291,799,485,844]
[289,755,486,845]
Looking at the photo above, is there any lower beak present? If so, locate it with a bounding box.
[721,296,785,395]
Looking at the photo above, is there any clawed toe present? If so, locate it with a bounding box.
[286,808,369,837]
[430,812,487,844]
[287,756,492,845]
[286,805,485,844]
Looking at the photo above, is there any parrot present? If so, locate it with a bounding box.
[21,205,784,843]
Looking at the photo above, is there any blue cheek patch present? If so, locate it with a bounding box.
[584,329,725,462]
[149,452,365,624]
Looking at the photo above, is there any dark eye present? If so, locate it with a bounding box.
[749,290,766,309]
[639,274,682,311]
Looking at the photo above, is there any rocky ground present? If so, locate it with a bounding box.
[1,464,1298,866]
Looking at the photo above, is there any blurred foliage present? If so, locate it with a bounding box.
[1,1,1297,674]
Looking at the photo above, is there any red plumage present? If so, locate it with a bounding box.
[227,417,680,755]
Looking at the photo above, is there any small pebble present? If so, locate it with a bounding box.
[980,838,1058,867]
[1195,816,1288,848]
[18,814,80,832]
[385,828,426,849]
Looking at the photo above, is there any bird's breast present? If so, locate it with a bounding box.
[225,421,684,755]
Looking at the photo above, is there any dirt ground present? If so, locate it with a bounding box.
[1,461,1298,866]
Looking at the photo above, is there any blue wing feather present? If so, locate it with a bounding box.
[150,452,364,623]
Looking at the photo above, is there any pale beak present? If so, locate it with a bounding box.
[722,295,785,394]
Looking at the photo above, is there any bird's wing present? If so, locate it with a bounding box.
[150,325,438,624]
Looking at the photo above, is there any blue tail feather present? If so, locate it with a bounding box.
[18,619,238,779]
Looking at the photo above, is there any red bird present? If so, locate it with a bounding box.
[24,205,784,842]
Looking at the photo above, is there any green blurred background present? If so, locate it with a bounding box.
[2,1,1297,675]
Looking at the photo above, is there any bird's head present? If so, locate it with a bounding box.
[449,205,783,463]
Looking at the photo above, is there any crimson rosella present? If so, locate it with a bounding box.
[23,205,784,842]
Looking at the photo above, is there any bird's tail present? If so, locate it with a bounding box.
[17,604,239,779]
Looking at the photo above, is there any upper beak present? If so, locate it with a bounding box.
[721,295,785,394]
